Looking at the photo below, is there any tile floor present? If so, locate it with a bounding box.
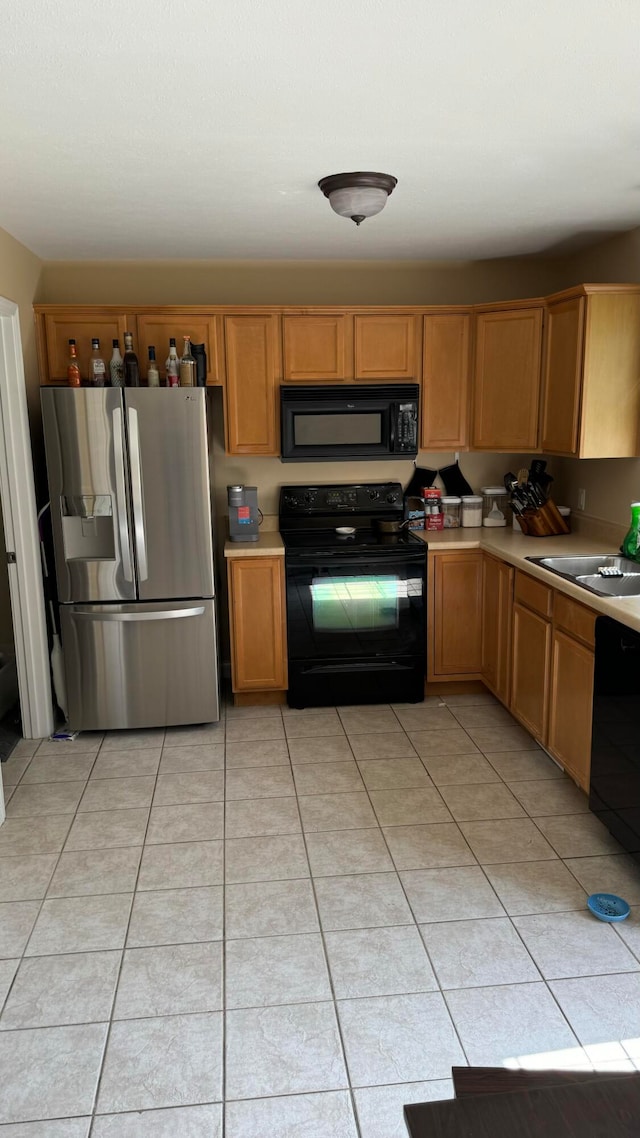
[1,691,640,1136]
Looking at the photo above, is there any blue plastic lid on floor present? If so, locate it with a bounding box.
[587,892,630,922]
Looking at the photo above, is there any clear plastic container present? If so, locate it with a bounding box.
[482,486,509,527]
[461,495,482,528]
[441,496,462,528]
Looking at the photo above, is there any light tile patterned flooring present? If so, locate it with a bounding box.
[1,691,640,1136]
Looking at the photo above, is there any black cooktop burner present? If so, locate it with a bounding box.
[281,527,424,553]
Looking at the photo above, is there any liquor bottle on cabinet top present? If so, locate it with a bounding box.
[147,346,160,387]
[88,338,106,387]
[165,338,179,388]
[123,332,140,387]
[66,339,81,387]
[179,336,197,387]
[109,339,124,388]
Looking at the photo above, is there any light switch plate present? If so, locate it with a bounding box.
[578,488,586,511]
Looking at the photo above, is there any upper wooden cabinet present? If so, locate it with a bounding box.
[38,310,133,383]
[421,312,470,450]
[136,313,224,385]
[354,314,417,380]
[224,314,281,455]
[541,286,640,458]
[472,305,543,450]
[282,315,351,381]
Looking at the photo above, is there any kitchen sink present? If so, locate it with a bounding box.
[526,554,640,598]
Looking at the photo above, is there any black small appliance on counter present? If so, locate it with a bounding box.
[590,616,640,861]
[279,482,427,708]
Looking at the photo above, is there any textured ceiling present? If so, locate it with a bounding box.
[1,0,639,260]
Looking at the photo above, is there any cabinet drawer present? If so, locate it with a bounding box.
[553,592,596,648]
[514,570,553,618]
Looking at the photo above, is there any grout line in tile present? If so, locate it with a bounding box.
[86,732,165,1134]
[283,733,363,1137]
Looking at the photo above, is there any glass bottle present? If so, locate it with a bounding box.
[165,338,180,388]
[123,331,140,387]
[179,336,197,387]
[109,339,124,388]
[66,339,81,387]
[88,338,106,387]
[622,502,640,562]
[147,346,160,387]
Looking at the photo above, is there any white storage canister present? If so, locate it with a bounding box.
[482,486,508,527]
[461,495,483,527]
[441,496,462,528]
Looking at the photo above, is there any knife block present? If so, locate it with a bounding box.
[515,499,571,537]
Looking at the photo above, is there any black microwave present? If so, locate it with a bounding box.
[280,383,419,462]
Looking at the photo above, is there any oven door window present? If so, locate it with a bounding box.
[312,575,399,632]
[286,556,425,660]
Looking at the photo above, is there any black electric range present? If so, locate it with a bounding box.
[279,483,427,708]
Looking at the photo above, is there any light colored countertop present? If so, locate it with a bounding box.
[224,521,640,634]
[224,532,284,557]
[418,526,640,634]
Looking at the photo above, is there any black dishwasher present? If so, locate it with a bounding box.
[589,616,640,860]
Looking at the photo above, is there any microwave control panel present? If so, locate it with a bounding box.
[396,404,418,451]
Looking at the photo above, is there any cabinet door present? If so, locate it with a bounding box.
[421,313,470,449]
[43,311,132,383]
[548,628,594,791]
[472,308,543,449]
[540,296,585,455]
[354,315,417,380]
[482,554,514,705]
[224,315,280,455]
[282,315,351,381]
[430,552,483,677]
[228,557,287,691]
[136,314,224,385]
[511,602,551,742]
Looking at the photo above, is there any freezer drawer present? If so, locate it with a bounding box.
[61,600,219,731]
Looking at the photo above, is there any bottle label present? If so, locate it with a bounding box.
[67,364,81,387]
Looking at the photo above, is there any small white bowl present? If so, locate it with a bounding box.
[336,526,356,535]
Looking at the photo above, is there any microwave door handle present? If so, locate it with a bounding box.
[112,407,134,583]
[127,407,149,582]
[389,407,396,451]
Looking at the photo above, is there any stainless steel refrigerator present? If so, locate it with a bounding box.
[41,387,219,731]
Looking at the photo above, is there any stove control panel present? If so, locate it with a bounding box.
[280,482,404,517]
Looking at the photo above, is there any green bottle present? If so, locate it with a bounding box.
[622,502,640,561]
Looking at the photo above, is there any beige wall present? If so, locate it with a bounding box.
[37,255,564,307]
[552,226,640,531]
[0,226,43,647]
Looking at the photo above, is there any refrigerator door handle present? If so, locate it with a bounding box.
[71,606,206,622]
[112,407,134,583]
[127,406,149,582]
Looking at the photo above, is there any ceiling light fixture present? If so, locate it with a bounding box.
[318,171,398,226]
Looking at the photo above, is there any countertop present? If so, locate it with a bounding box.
[223,522,640,634]
[417,526,640,634]
[224,532,284,557]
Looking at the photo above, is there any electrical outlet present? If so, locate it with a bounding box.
[578,488,586,511]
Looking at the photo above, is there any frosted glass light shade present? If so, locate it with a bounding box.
[328,186,389,223]
[318,172,397,226]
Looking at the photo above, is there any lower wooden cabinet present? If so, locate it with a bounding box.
[428,551,483,679]
[510,601,551,742]
[482,553,513,705]
[547,628,594,791]
[228,556,287,692]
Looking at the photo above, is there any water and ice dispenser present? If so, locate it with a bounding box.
[60,495,115,561]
